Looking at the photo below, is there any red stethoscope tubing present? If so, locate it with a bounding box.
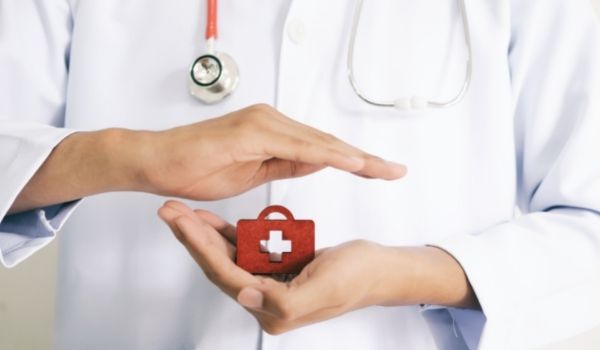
[206,0,218,40]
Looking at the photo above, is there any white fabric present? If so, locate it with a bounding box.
[0,0,78,267]
[1,0,599,349]
[0,200,79,267]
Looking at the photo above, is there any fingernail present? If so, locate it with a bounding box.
[383,159,403,167]
[238,288,263,309]
[386,160,407,170]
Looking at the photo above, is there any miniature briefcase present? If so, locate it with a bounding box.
[236,205,315,274]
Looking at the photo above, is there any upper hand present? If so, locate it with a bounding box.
[8,104,406,213]
[140,104,406,200]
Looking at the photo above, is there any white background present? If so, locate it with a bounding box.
[1,2,600,349]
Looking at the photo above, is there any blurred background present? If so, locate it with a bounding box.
[1,2,600,349]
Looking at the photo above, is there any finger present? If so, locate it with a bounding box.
[262,135,367,173]
[241,277,354,335]
[193,209,237,244]
[237,286,264,309]
[275,115,365,156]
[253,159,324,185]
[239,276,336,321]
[260,130,407,181]
[262,284,324,320]
[157,205,187,242]
[237,278,290,317]
[160,205,218,259]
[164,200,201,222]
[252,298,351,335]
[174,215,259,296]
[163,200,236,259]
[271,113,407,180]
[353,155,408,180]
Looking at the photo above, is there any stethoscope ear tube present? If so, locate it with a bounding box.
[189,0,472,109]
[347,0,473,111]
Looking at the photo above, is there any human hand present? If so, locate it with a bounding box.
[141,104,406,200]
[10,104,406,213]
[158,201,478,335]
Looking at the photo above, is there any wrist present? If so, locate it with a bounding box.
[93,128,155,193]
[9,128,156,214]
[373,246,422,306]
[415,246,478,308]
[376,246,478,308]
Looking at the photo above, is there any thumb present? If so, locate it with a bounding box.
[237,283,291,317]
[237,287,264,309]
[238,281,322,320]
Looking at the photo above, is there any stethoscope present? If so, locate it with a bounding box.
[189,0,473,111]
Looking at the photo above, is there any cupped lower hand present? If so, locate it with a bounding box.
[158,201,479,334]
[141,104,406,201]
[157,200,422,335]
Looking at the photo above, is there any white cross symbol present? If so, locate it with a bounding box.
[260,230,292,262]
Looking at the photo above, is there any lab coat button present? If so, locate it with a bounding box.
[287,18,306,44]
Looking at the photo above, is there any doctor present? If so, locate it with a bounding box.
[1,1,600,350]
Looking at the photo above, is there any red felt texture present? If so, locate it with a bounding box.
[236,205,315,274]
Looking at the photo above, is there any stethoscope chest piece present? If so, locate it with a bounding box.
[189,51,239,103]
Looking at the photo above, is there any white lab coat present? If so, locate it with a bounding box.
[1,0,599,349]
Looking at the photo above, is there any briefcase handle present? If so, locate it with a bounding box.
[258,205,295,221]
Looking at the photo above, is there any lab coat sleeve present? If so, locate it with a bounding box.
[426,0,600,349]
[0,0,79,268]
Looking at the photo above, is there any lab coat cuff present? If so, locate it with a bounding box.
[0,125,77,219]
[0,125,78,267]
[426,235,514,348]
[0,200,81,267]
[420,305,485,350]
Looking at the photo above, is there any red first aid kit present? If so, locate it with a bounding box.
[236,205,315,274]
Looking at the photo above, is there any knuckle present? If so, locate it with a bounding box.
[260,320,276,335]
[354,238,371,246]
[288,139,312,162]
[249,104,282,123]
[237,104,276,132]
[178,230,196,247]
[248,103,273,113]
[321,132,339,143]
[364,153,383,164]
[347,239,378,255]
[202,265,223,284]
[261,321,287,336]
[287,161,298,177]
[174,229,188,243]
[274,298,296,321]
[206,266,229,284]
[293,138,312,150]
[231,118,259,140]
[208,269,223,283]
[203,268,218,283]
